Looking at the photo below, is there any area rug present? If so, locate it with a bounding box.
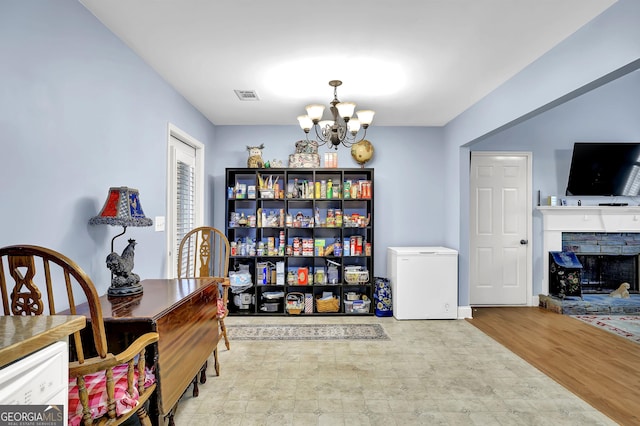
[572,315,640,344]
[227,324,389,341]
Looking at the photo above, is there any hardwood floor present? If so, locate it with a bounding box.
[467,307,640,425]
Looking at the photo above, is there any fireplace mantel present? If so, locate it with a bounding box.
[538,206,640,295]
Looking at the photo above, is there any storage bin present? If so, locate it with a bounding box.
[260,302,280,312]
[315,296,340,313]
[344,299,371,314]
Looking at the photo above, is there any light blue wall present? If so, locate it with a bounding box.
[0,1,216,298]
[209,125,448,278]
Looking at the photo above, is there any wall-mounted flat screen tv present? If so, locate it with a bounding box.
[566,142,640,196]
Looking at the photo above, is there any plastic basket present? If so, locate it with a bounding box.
[344,270,369,284]
[344,299,371,314]
[315,296,340,313]
[259,189,275,199]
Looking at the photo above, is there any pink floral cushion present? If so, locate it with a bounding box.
[68,363,155,426]
[217,297,226,318]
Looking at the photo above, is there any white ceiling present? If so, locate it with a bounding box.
[79,0,616,127]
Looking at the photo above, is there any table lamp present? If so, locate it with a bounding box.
[89,187,153,297]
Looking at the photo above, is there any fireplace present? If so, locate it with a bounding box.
[539,206,640,298]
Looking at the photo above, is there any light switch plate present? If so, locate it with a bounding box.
[155,216,165,232]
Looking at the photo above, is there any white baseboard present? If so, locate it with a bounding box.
[461,297,540,318]
[458,305,473,319]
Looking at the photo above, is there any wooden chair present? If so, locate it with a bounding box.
[0,245,158,426]
[177,226,230,382]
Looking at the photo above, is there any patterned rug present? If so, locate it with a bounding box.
[227,323,389,341]
[572,315,640,344]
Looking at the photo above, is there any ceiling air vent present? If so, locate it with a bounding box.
[234,90,260,101]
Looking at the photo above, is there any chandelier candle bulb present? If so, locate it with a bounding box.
[297,115,313,131]
[305,104,325,121]
[348,119,361,134]
[356,110,375,126]
[336,102,356,119]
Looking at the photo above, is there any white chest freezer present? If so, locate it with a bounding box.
[387,246,458,319]
[0,341,68,420]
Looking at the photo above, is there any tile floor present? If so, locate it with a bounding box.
[172,315,614,425]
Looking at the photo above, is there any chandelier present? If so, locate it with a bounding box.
[297,80,375,150]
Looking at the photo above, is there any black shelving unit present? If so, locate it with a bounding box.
[225,168,374,315]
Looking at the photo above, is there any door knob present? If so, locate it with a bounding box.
[520,239,528,245]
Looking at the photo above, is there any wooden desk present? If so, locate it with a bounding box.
[74,278,220,424]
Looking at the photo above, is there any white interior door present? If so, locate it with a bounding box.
[470,152,532,305]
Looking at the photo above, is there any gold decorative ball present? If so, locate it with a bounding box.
[351,140,374,166]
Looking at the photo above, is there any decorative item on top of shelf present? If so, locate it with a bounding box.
[296,139,319,154]
[323,152,338,168]
[297,80,374,150]
[351,139,374,167]
[246,144,265,168]
[288,140,321,168]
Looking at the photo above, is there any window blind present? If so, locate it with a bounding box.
[176,159,195,274]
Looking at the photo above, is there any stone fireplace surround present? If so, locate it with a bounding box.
[539,206,640,296]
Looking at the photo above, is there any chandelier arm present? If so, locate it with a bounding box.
[312,124,328,146]
[341,134,355,148]
[341,126,367,148]
[358,126,368,143]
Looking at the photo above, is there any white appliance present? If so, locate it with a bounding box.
[388,246,458,319]
[0,341,68,420]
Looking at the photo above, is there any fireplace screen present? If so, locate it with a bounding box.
[576,254,638,293]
